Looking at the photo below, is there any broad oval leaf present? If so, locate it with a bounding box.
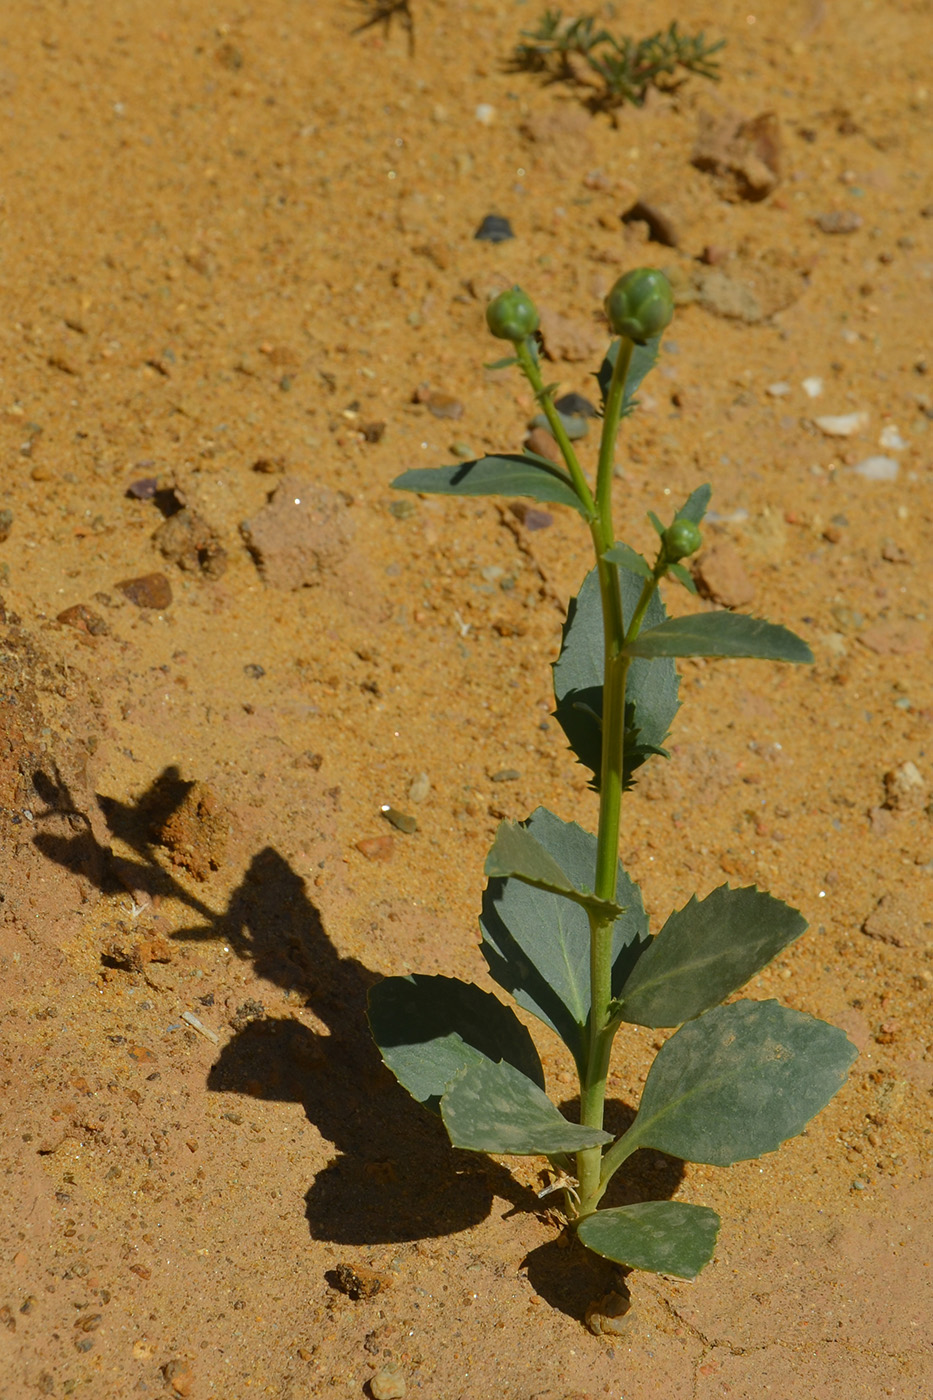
[368,974,544,1112]
[392,455,585,514]
[623,999,858,1166]
[613,885,807,1028]
[553,566,680,789]
[623,612,814,663]
[577,1201,720,1280]
[481,808,649,1069]
[441,1057,612,1156]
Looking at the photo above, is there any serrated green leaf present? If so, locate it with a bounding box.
[577,1201,720,1280]
[667,562,698,594]
[623,613,814,663]
[553,567,680,789]
[612,885,807,1028]
[485,819,623,921]
[484,355,519,370]
[675,484,711,525]
[368,974,544,1112]
[602,542,654,580]
[441,1057,612,1155]
[596,335,660,416]
[481,808,649,1068]
[621,1000,858,1165]
[392,456,585,515]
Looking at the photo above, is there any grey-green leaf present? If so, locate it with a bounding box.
[577,1201,720,1280]
[667,562,698,594]
[623,612,814,663]
[623,999,858,1165]
[481,808,649,1069]
[602,542,654,579]
[368,974,544,1112]
[392,455,585,514]
[485,819,622,920]
[597,336,661,416]
[553,566,680,788]
[675,484,711,525]
[613,885,808,1028]
[441,1057,612,1156]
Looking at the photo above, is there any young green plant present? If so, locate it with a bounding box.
[369,270,857,1282]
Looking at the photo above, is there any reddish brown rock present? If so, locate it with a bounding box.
[117,572,173,609]
[56,603,108,636]
[692,542,755,609]
[356,835,394,861]
[240,477,354,590]
[524,427,562,464]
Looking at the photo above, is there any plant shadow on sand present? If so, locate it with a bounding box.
[29,763,535,1246]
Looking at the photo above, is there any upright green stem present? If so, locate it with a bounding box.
[573,336,638,1216]
[514,330,659,1217]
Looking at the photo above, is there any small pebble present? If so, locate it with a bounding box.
[766,382,791,398]
[879,424,908,450]
[243,663,265,679]
[816,210,863,234]
[381,806,417,835]
[117,572,173,609]
[491,769,520,783]
[408,772,431,804]
[510,501,553,531]
[813,411,868,437]
[474,213,514,243]
[851,456,899,481]
[802,377,824,399]
[126,477,159,499]
[524,427,562,464]
[333,1262,391,1300]
[475,103,496,126]
[554,391,598,418]
[370,1361,407,1400]
[56,604,109,636]
[356,835,395,861]
[585,1289,633,1336]
[425,392,463,420]
[529,410,588,440]
[449,441,473,459]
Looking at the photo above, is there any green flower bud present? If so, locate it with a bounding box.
[605,268,674,344]
[663,518,702,561]
[486,286,540,342]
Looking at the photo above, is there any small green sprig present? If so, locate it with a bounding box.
[369,269,856,1288]
[514,11,724,110]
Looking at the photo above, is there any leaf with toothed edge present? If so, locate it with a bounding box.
[553,567,680,790]
[611,884,808,1028]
